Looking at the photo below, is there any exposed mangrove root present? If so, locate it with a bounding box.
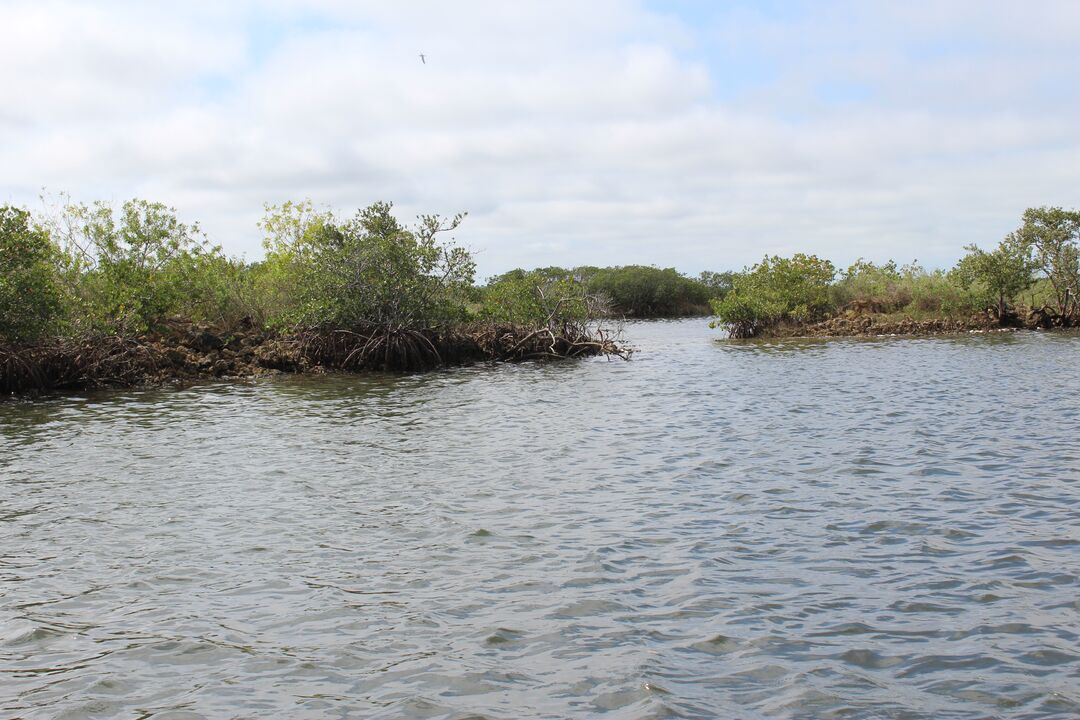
[297,325,460,372]
[1,337,169,394]
[471,321,628,361]
[1,321,628,396]
[727,305,1078,340]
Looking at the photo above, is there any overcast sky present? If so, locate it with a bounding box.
[2,1,1078,280]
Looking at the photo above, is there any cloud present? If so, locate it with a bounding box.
[1,0,1078,278]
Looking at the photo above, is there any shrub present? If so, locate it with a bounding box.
[831,259,911,313]
[51,199,223,333]
[710,254,835,337]
[698,270,735,299]
[259,200,475,330]
[951,237,1035,318]
[0,206,65,341]
[1013,206,1080,319]
[172,253,262,329]
[903,264,981,317]
[480,267,606,325]
[482,265,721,320]
[585,265,712,317]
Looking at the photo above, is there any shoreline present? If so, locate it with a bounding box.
[1,322,628,396]
[731,311,1076,340]
[6,314,1076,395]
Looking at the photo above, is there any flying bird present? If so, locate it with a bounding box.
[419,53,426,64]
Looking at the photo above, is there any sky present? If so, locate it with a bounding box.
[2,0,1078,280]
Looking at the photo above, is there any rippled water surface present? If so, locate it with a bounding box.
[2,321,1079,719]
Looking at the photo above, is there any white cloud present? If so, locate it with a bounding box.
[1,0,1078,278]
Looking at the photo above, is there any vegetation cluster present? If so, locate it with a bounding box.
[0,198,633,393]
[481,265,728,320]
[711,207,1080,338]
[5,194,1077,391]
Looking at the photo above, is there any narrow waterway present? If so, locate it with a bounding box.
[2,320,1078,719]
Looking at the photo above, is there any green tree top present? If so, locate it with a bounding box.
[0,206,65,341]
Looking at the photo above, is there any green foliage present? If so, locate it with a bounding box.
[480,267,603,324]
[256,200,342,328]
[952,237,1035,318]
[710,254,835,337]
[52,198,222,332]
[172,253,262,328]
[0,206,65,341]
[481,264,719,320]
[698,270,736,297]
[585,265,712,317]
[1012,206,1080,318]
[1024,278,1063,312]
[902,265,981,317]
[832,259,985,318]
[11,194,1076,348]
[831,259,911,312]
[707,291,777,339]
[259,200,475,330]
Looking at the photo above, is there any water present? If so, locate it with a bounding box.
[1,320,1078,719]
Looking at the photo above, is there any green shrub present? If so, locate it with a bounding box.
[53,199,223,333]
[585,265,712,317]
[481,265,720,320]
[698,270,735,298]
[831,259,911,313]
[951,237,1035,318]
[901,264,980,317]
[259,200,475,330]
[0,206,65,341]
[710,254,835,337]
[1013,206,1080,319]
[480,267,603,325]
[832,260,987,319]
[255,200,344,328]
[172,253,262,328]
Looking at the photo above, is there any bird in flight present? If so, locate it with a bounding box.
[419,53,426,64]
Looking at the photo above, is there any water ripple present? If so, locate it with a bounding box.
[1,321,1078,718]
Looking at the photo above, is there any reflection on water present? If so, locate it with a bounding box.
[2,320,1078,719]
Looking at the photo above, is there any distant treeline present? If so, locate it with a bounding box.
[484,265,732,320]
[711,207,1080,338]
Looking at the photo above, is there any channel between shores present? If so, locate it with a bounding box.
[5,312,1076,396]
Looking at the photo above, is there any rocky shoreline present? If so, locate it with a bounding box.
[746,306,1076,339]
[793,315,998,338]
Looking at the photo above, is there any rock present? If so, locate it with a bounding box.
[254,340,305,372]
[188,330,225,352]
[164,348,189,366]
